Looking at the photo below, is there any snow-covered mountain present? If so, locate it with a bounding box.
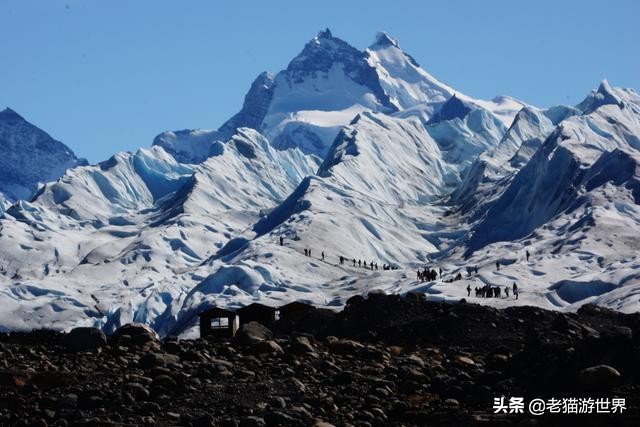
[1,30,639,337]
[0,108,86,203]
[154,30,525,163]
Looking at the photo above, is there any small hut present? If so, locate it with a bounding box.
[278,301,313,321]
[237,303,277,327]
[198,306,238,339]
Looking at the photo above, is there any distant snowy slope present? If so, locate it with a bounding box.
[0,108,86,202]
[0,128,319,334]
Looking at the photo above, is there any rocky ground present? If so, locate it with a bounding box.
[1,293,639,426]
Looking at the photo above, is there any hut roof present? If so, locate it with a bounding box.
[198,306,237,318]
[279,301,313,313]
[237,303,276,314]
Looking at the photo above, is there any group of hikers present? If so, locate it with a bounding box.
[280,236,528,300]
[417,267,440,282]
[414,252,530,300]
[467,282,519,299]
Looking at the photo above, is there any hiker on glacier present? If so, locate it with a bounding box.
[513,282,519,300]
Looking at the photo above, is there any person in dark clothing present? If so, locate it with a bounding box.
[439,267,442,279]
[304,249,308,256]
[375,263,378,271]
[353,258,356,267]
[279,236,284,246]
[321,251,325,261]
[526,250,530,262]
[513,282,519,300]
[340,255,344,265]
[309,249,312,257]
[466,284,471,297]
[504,286,510,297]
[474,265,478,274]
[496,260,500,271]
[358,260,362,267]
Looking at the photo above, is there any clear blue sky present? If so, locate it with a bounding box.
[1,0,638,163]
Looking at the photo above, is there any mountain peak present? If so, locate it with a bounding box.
[370,31,399,49]
[316,28,333,40]
[287,29,366,74]
[0,107,24,121]
[576,79,623,114]
[597,78,612,94]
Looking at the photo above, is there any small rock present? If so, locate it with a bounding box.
[289,336,315,354]
[444,398,460,406]
[139,352,179,369]
[239,416,266,427]
[248,340,283,355]
[578,365,621,390]
[456,356,475,366]
[329,339,364,355]
[56,394,78,409]
[124,382,151,401]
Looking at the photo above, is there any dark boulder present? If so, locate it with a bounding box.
[62,327,106,352]
[234,322,273,346]
[110,323,158,346]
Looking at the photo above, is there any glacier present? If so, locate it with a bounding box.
[1,31,639,338]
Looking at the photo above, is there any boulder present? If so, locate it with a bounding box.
[288,336,315,354]
[63,327,107,352]
[138,352,180,369]
[248,340,283,355]
[111,323,159,346]
[578,365,621,390]
[234,322,273,346]
[329,339,364,355]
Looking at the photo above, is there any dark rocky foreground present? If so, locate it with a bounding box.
[1,294,640,427]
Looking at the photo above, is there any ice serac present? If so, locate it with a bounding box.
[0,108,87,201]
[152,129,221,164]
[6,146,194,224]
[426,96,506,167]
[576,79,626,114]
[467,83,640,253]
